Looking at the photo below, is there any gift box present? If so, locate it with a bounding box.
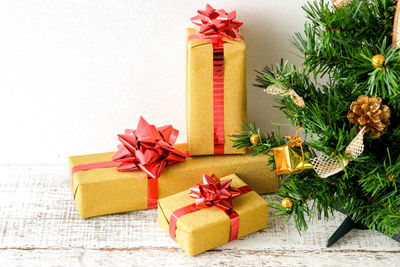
[272,127,313,175]
[158,173,268,256]
[69,144,278,218]
[273,145,313,175]
[186,5,246,156]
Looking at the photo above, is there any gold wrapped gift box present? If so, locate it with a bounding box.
[158,174,268,256]
[273,145,313,175]
[186,28,246,155]
[69,144,277,219]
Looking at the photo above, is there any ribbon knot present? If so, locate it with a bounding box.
[285,127,304,148]
[112,117,187,178]
[189,174,241,212]
[190,4,243,40]
[264,85,305,108]
[281,127,306,174]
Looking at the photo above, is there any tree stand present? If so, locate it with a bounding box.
[327,216,400,247]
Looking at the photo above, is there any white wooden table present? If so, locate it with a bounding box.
[1,165,399,266]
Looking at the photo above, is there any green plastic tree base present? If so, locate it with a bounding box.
[326,215,400,247]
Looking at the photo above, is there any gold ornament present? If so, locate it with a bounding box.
[324,25,341,32]
[281,198,293,209]
[348,95,391,137]
[250,133,260,145]
[273,127,313,175]
[371,54,386,70]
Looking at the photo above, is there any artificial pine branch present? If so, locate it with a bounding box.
[231,122,286,156]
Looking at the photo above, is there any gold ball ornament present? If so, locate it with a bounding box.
[250,133,260,145]
[371,54,386,70]
[281,198,293,209]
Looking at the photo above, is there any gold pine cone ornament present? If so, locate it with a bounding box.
[347,95,390,137]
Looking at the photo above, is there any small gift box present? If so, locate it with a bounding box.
[158,174,268,256]
[186,4,246,156]
[272,128,313,175]
[69,118,278,219]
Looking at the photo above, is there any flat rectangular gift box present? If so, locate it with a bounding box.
[69,144,278,219]
[186,27,247,156]
[158,173,268,256]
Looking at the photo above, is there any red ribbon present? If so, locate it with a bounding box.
[189,4,243,154]
[169,174,252,242]
[189,4,243,41]
[332,0,352,9]
[70,117,188,209]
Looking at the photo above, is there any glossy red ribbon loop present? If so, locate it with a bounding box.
[189,4,243,41]
[70,117,188,209]
[189,174,241,210]
[112,117,186,178]
[169,174,253,242]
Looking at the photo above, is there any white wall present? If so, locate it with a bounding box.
[0,0,306,164]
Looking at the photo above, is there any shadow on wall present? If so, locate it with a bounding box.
[241,4,306,137]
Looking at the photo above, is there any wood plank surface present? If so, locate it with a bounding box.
[0,165,399,266]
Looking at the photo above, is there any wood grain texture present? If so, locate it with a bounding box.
[0,165,399,266]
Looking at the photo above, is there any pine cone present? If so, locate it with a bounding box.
[347,95,390,137]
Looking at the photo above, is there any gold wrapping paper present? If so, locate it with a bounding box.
[69,144,278,219]
[273,145,313,175]
[158,174,268,256]
[186,28,246,155]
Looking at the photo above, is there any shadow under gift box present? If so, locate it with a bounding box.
[186,28,247,155]
[158,174,268,256]
[69,144,278,219]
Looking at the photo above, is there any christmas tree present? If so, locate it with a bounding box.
[233,0,400,239]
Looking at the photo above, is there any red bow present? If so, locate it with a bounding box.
[189,174,241,212]
[169,174,253,242]
[190,4,243,40]
[112,117,187,178]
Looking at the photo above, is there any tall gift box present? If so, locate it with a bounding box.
[158,174,268,256]
[186,4,246,155]
[69,118,278,219]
